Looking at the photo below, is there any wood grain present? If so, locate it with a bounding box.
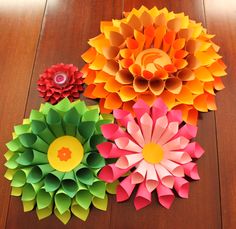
[0,0,46,227]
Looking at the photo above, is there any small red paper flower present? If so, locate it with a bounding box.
[37,63,84,104]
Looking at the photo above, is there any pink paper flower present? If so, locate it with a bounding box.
[37,63,84,104]
[98,99,204,210]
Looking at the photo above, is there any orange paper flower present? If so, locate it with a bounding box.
[81,6,226,125]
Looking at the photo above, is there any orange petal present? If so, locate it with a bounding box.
[173,104,190,122]
[177,69,195,81]
[149,77,165,95]
[83,85,96,99]
[92,83,109,98]
[195,66,214,82]
[164,64,177,73]
[213,78,225,91]
[193,94,208,112]
[120,48,133,58]
[167,17,181,32]
[94,71,111,83]
[120,58,134,68]
[207,94,217,110]
[81,47,97,63]
[88,35,110,54]
[103,60,119,75]
[89,54,106,70]
[109,31,125,47]
[84,71,96,85]
[143,70,153,80]
[104,93,122,109]
[154,25,166,49]
[116,69,134,84]
[128,14,142,30]
[119,86,137,102]
[208,60,227,77]
[120,22,134,38]
[133,76,148,92]
[204,82,215,95]
[122,101,135,116]
[104,77,122,92]
[174,59,188,69]
[136,92,156,106]
[185,79,204,95]
[173,38,185,50]
[195,51,215,66]
[99,99,112,114]
[175,86,194,105]
[174,49,188,59]
[187,108,198,126]
[158,90,176,109]
[165,77,182,94]
[129,64,141,76]
[103,46,119,59]
[127,38,139,49]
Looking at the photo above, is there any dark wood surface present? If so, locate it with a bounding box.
[0,0,234,228]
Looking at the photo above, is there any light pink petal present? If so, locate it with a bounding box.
[115,137,142,153]
[151,116,168,143]
[164,151,192,164]
[174,177,189,198]
[97,142,133,158]
[161,159,184,177]
[152,99,168,123]
[167,110,182,124]
[116,175,136,202]
[158,122,179,145]
[155,164,174,188]
[145,164,159,192]
[184,142,204,158]
[162,136,189,151]
[98,163,131,183]
[115,154,143,169]
[156,184,175,209]
[113,109,134,128]
[131,160,147,184]
[140,113,153,143]
[183,162,200,180]
[127,121,145,147]
[134,182,152,210]
[174,124,197,139]
[101,123,128,141]
[133,99,150,124]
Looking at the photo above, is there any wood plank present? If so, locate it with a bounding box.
[204,0,236,228]
[6,0,123,228]
[0,0,46,227]
[108,1,222,228]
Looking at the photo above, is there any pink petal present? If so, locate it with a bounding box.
[151,116,168,143]
[134,182,152,210]
[158,122,179,145]
[167,110,182,124]
[97,142,132,158]
[184,142,204,159]
[133,99,150,124]
[115,137,142,153]
[162,136,189,151]
[127,121,145,147]
[98,163,131,183]
[175,124,197,139]
[113,109,134,128]
[115,154,143,169]
[164,151,192,164]
[156,184,175,209]
[116,175,136,202]
[140,113,153,144]
[145,164,159,192]
[183,162,200,180]
[155,164,174,188]
[174,177,189,198]
[131,160,147,184]
[101,124,128,141]
[152,99,168,123]
[161,159,184,177]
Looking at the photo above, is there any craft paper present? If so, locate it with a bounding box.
[4,98,115,224]
[81,6,227,125]
[98,98,204,210]
[37,63,84,104]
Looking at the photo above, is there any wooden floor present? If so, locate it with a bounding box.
[0,0,235,228]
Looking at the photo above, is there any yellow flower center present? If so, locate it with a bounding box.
[142,143,164,164]
[48,136,84,172]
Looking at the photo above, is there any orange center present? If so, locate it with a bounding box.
[57,147,72,161]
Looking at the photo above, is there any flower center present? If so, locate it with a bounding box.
[48,136,84,172]
[142,143,164,164]
[54,72,68,86]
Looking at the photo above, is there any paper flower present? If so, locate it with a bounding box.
[98,99,204,210]
[81,6,226,125]
[4,98,116,224]
[37,63,84,104]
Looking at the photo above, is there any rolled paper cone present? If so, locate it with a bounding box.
[151,116,168,143]
[89,54,106,70]
[36,203,53,220]
[5,154,19,170]
[165,77,182,94]
[167,17,181,32]
[75,165,94,186]
[92,193,108,211]
[133,76,148,92]
[73,100,87,115]
[27,164,54,184]
[54,207,71,225]
[109,31,125,47]
[88,179,106,199]
[103,59,119,76]
[75,189,92,210]
[154,13,166,27]
[116,175,135,202]
[127,14,142,31]
[113,109,133,127]
[151,98,168,122]
[145,164,159,192]
[162,136,189,151]
[55,189,72,214]
[6,138,25,152]
[174,49,188,59]
[116,69,134,84]
[31,120,55,144]
[96,118,114,134]
[175,86,194,105]
[81,47,96,63]
[14,124,30,136]
[163,31,175,52]
[186,54,200,69]
[183,162,200,180]
[154,25,166,48]
[140,113,153,143]
[174,177,189,198]
[98,163,131,183]
[29,109,45,122]
[164,150,192,164]
[186,39,201,54]
[63,108,80,136]
[115,137,142,153]
[119,86,137,102]
[181,136,200,151]
[158,122,179,145]
[155,164,174,188]
[127,121,145,147]
[129,63,141,76]
[115,153,143,169]
[172,38,185,51]
[175,123,197,139]
[177,69,195,81]
[186,108,198,126]
[44,171,65,192]
[101,123,128,141]
[19,133,49,153]
[102,46,119,59]
[89,134,106,150]
[71,201,90,221]
[132,99,150,122]
[53,97,71,112]
[22,182,43,202]
[156,184,174,209]
[167,109,182,124]
[104,77,122,93]
[193,94,208,112]
[85,152,105,169]
[77,121,95,142]
[149,77,165,95]
[178,28,193,41]
[46,109,64,137]
[131,160,147,184]
[61,171,78,198]
[11,168,32,187]
[36,188,53,210]
[140,10,153,27]
[144,25,155,49]
[120,22,134,38]
[160,159,184,177]
[134,181,152,210]
[23,199,35,212]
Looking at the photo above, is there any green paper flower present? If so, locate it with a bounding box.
[4,98,117,224]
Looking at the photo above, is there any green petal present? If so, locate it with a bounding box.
[11,187,22,196]
[5,153,19,169]
[4,169,16,180]
[54,98,71,113]
[106,180,119,194]
[55,190,71,215]
[30,109,45,122]
[86,152,105,169]
[100,113,114,122]
[89,180,106,199]
[63,107,80,136]
[36,203,53,220]
[90,134,106,150]
[11,168,31,187]
[6,138,25,152]
[73,100,87,115]
[22,182,43,201]
[14,124,31,135]
[71,200,90,221]
[75,165,94,186]
[61,171,78,198]
[75,189,92,210]
[77,121,96,141]
[92,194,108,211]
[82,109,99,122]
[36,188,53,209]
[54,208,71,225]
[46,109,64,137]
[4,151,14,160]
[44,171,64,192]
[23,199,35,212]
